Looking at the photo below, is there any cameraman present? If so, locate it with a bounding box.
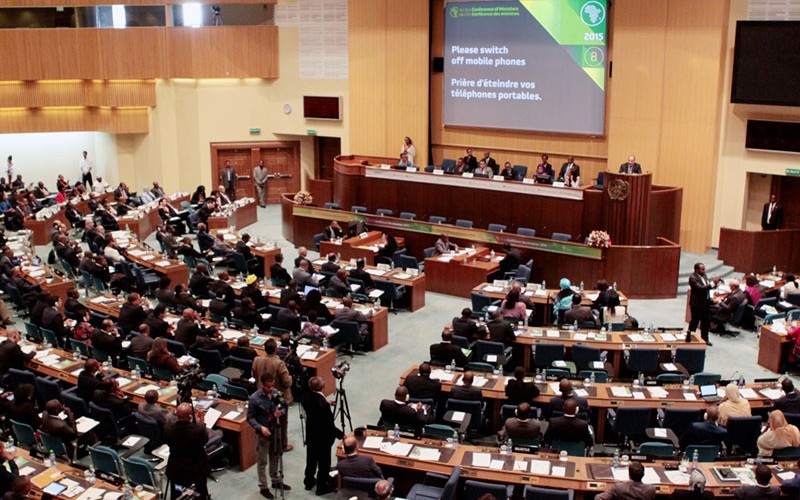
[248,373,292,499]
[253,339,293,453]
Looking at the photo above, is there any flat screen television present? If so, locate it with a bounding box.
[731,21,800,106]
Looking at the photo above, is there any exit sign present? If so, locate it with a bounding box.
[249,128,261,134]
[787,168,800,176]
[307,129,317,135]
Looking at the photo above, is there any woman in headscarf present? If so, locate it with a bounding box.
[757,409,800,456]
[552,278,576,324]
[718,383,751,426]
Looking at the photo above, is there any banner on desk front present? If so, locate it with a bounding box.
[294,205,602,260]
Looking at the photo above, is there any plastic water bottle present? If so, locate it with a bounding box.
[682,377,690,390]
[507,438,513,453]
[48,450,56,468]
[756,454,763,465]
[123,480,133,500]
[638,373,645,387]
[612,281,617,291]
[574,320,579,332]
[739,375,746,388]
[447,359,455,373]
[500,442,508,455]
[542,280,547,291]
[452,429,459,445]
[73,347,81,360]
[613,450,620,467]
[688,374,695,387]
[692,449,699,470]
[393,424,400,440]
[322,337,330,351]
[579,281,585,292]
[211,384,218,400]
[5,437,14,455]
[446,432,455,448]
[773,264,777,274]
[590,371,596,385]
[88,466,96,484]
[132,367,140,381]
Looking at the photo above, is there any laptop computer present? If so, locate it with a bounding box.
[699,384,722,403]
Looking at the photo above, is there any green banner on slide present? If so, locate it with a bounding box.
[293,205,603,260]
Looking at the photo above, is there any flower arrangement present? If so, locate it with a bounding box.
[293,191,313,205]
[587,230,612,249]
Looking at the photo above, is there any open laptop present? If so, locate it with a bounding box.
[699,384,722,403]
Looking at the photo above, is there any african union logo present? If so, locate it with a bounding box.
[580,1,606,27]
[449,6,460,18]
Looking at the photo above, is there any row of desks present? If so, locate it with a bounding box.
[339,430,795,499]
[319,230,406,263]
[207,199,258,232]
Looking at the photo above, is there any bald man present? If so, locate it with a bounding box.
[336,436,383,481]
[679,405,727,450]
[619,155,642,174]
[164,403,211,499]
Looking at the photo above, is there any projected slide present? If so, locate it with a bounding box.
[443,1,607,135]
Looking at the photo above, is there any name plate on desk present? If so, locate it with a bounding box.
[492,175,505,181]
[406,167,417,173]
[522,178,535,185]
[380,164,391,170]
[462,172,474,178]
[359,232,369,239]
[552,181,566,188]
[433,169,444,176]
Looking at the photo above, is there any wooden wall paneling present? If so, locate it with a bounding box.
[106,80,157,107]
[97,28,167,79]
[165,28,195,78]
[0,80,156,108]
[58,29,102,80]
[582,189,605,238]
[0,107,148,134]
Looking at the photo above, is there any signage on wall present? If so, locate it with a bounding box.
[786,168,800,176]
[249,128,261,135]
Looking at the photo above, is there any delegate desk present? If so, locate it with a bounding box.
[25,345,258,470]
[758,323,795,374]
[208,198,258,231]
[319,231,406,263]
[338,431,791,499]
[211,228,281,272]
[118,193,190,240]
[310,257,427,311]
[84,295,337,396]
[119,243,190,287]
[424,247,503,298]
[24,205,70,245]
[281,199,681,299]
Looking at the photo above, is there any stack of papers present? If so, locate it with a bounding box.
[529,460,550,474]
[761,388,784,400]
[472,453,491,467]
[409,447,441,461]
[661,334,677,341]
[738,388,758,399]
[610,387,632,398]
[362,436,383,449]
[430,370,454,382]
[76,416,100,434]
[647,387,669,398]
[134,384,161,395]
[662,363,678,371]
[380,442,413,457]
[642,467,662,485]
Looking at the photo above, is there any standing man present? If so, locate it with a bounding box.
[302,377,341,495]
[761,194,784,230]
[5,156,13,182]
[687,263,719,346]
[253,160,269,208]
[220,160,238,201]
[163,403,211,500]
[248,373,292,499]
[619,155,642,174]
[558,156,581,186]
[80,151,93,189]
[252,339,294,453]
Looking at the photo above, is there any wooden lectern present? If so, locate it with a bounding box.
[603,172,652,246]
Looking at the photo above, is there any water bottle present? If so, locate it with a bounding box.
[5,437,14,455]
[132,367,140,381]
[692,449,699,470]
[638,372,645,387]
[613,450,620,467]
[446,432,454,448]
[574,320,579,332]
[542,280,546,291]
[682,377,690,390]
[773,264,777,274]
[612,281,617,291]
[688,374,695,387]
[74,347,81,360]
[48,450,56,468]
[322,337,330,351]
[579,281,585,292]
[393,424,400,440]
[590,371,596,385]
[448,359,455,373]
[452,429,459,445]
[211,384,218,400]
[123,480,133,500]
[739,375,746,388]
[88,466,96,484]
[756,454,763,465]
[500,442,508,455]
[507,438,513,453]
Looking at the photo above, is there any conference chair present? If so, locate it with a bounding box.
[399,254,422,272]
[10,420,39,451]
[376,208,394,217]
[607,407,652,446]
[692,372,721,386]
[445,399,485,432]
[487,224,506,232]
[41,327,59,347]
[89,445,124,478]
[34,376,62,408]
[223,383,250,400]
[624,348,659,377]
[524,486,574,500]
[89,402,134,442]
[658,408,702,440]
[62,388,89,419]
[330,319,363,355]
[472,339,511,368]
[684,444,720,462]
[351,205,367,213]
[755,297,778,319]
[323,202,341,210]
[656,373,684,385]
[773,446,800,459]
[455,219,473,228]
[638,442,676,458]
[506,264,531,285]
[464,480,511,500]
[342,477,394,498]
[423,424,457,440]
[313,233,325,251]
[40,429,74,464]
[69,339,89,357]
[23,322,41,343]
[406,466,460,500]
[399,212,416,220]
[194,348,226,374]
[374,279,405,311]
[423,247,436,259]
[546,368,571,379]
[429,215,447,224]
[134,412,163,453]
[8,368,35,388]
[165,339,187,357]
[532,343,565,371]
[517,227,536,237]
[725,416,762,455]
[551,440,588,457]
[512,165,528,181]
[551,232,572,242]
[577,370,608,383]
[122,456,160,490]
[674,347,706,374]
[127,357,150,376]
[572,345,602,373]
[424,165,435,173]
[441,159,457,173]
[470,292,499,315]
[595,172,606,189]
[730,300,755,330]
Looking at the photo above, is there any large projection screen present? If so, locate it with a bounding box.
[443,1,607,135]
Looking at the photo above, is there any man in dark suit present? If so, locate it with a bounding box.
[543,398,593,447]
[40,399,86,455]
[687,263,718,345]
[164,403,211,500]
[91,320,124,359]
[269,253,292,285]
[619,155,643,174]
[303,377,342,495]
[322,221,344,241]
[196,223,215,253]
[129,324,154,359]
[733,464,780,500]
[118,293,148,335]
[0,330,34,377]
[320,253,340,274]
[450,371,483,401]
[144,304,172,339]
[452,308,485,340]
[761,194,784,231]
[505,367,540,405]
[549,379,590,418]
[596,461,656,500]
[379,386,428,430]
[429,329,467,367]
[564,294,599,326]
[336,436,383,481]
[497,243,521,277]
[219,160,238,201]
[93,379,132,420]
[41,295,68,347]
[462,148,478,172]
[230,336,258,360]
[482,151,498,175]
[189,264,214,298]
[77,359,114,404]
[488,311,515,347]
[137,389,173,429]
[502,402,541,440]
[775,379,800,414]
[274,300,301,333]
[349,259,375,290]
[175,308,205,349]
[680,406,727,449]
[558,156,581,184]
[403,362,441,400]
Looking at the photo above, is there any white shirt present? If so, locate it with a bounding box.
[6,161,13,179]
[402,144,416,166]
[80,157,92,175]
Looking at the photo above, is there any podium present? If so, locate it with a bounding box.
[603,172,652,246]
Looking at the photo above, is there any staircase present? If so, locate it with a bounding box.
[676,249,738,296]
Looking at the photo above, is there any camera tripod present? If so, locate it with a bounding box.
[332,376,353,433]
[269,418,286,500]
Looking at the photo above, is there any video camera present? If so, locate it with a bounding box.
[176,365,205,402]
[331,360,350,380]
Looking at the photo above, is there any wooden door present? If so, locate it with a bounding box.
[211,141,300,204]
[315,136,341,181]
